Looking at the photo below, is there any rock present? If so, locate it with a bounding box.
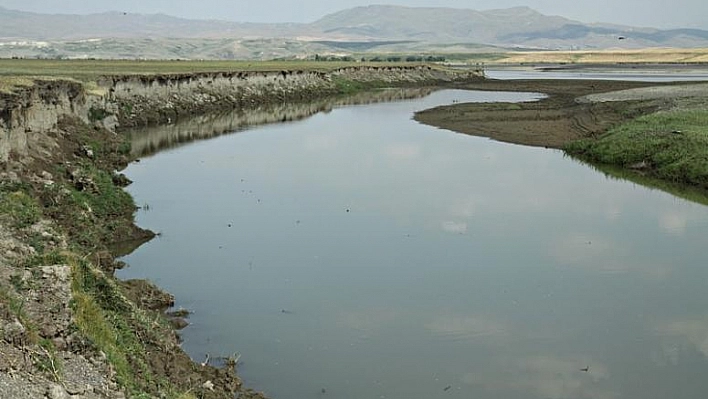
[166,308,190,318]
[47,383,70,399]
[111,173,132,187]
[35,265,73,337]
[168,317,189,330]
[628,160,650,170]
[52,337,68,351]
[3,320,26,343]
[65,383,89,395]
[41,265,71,279]
[81,145,94,158]
[202,380,215,391]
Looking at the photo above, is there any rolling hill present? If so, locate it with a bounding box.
[1,5,707,60]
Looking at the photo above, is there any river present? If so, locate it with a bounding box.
[119,85,708,399]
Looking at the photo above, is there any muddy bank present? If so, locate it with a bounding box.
[0,66,479,399]
[414,79,666,149]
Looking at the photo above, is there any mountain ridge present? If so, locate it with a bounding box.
[1,5,707,59]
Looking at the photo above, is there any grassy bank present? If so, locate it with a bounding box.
[0,59,351,78]
[564,108,708,188]
[0,58,452,85]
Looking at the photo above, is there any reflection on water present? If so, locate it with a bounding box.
[125,88,436,157]
[573,157,708,207]
[120,89,708,399]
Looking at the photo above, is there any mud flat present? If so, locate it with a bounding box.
[0,65,479,399]
[414,79,664,148]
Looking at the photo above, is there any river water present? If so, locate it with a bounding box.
[120,85,708,399]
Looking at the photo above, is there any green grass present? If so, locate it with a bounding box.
[0,58,452,96]
[0,76,36,93]
[70,254,165,396]
[69,253,197,399]
[19,249,69,269]
[331,76,367,94]
[0,186,42,229]
[42,161,137,249]
[0,283,40,344]
[0,59,391,81]
[69,164,135,217]
[34,338,63,383]
[565,109,708,187]
[71,262,135,390]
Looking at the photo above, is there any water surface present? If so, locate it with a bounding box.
[120,88,708,399]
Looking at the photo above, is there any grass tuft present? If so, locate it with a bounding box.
[0,189,42,229]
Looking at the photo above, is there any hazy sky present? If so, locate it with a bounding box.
[1,0,706,30]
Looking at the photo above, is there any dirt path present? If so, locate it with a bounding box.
[415,79,672,148]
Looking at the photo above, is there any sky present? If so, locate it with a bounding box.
[1,0,706,30]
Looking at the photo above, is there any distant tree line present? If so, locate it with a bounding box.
[313,54,446,62]
[314,54,355,62]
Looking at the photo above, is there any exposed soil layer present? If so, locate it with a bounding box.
[414,79,671,149]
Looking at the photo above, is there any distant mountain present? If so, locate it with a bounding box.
[311,5,708,48]
[0,6,308,40]
[2,5,708,59]
[311,6,572,43]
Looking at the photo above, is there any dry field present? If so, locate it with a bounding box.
[489,48,708,64]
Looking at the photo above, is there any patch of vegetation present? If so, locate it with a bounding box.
[19,249,69,269]
[88,106,111,122]
[0,187,42,229]
[117,141,132,156]
[331,77,366,94]
[71,255,137,390]
[69,254,173,396]
[0,59,373,82]
[0,284,39,344]
[40,160,136,250]
[72,164,135,218]
[9,273,27,292]
[565,109,708,188]
[34,338,64,383]
[0,76,35,94]
[38,120,136,252]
